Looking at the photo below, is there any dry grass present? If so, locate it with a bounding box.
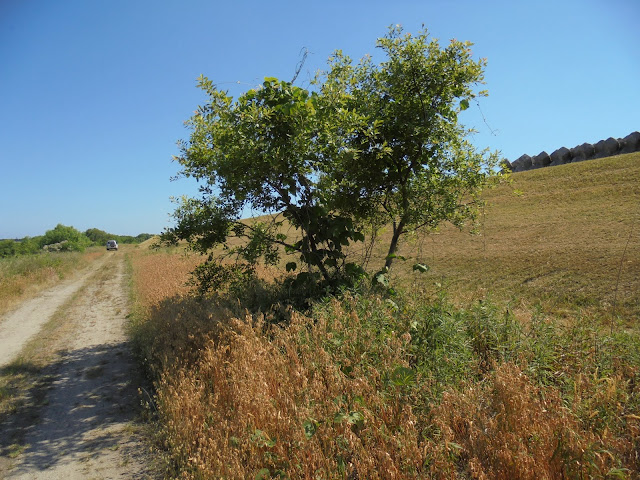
[127,154,640,479]
[430,363,622,480]
[128,246,204,312]
[131,289,640,478]
[0,248,104,316]
[155,305,423,479]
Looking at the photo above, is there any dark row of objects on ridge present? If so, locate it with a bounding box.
[504,131,640,173]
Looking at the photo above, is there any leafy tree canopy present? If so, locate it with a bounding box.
[166,76,364,293]
[320,26,503,270]
[40,224,91,252]
[165,26,503,296]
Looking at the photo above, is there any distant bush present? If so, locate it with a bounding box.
[39,224,91,252]
[84,228,153,246]
[0,239,16,258]
[0,237,43,257]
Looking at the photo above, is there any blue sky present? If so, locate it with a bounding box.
[1,0,638,238]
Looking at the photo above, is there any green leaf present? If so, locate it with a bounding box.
[347,411,364,427]
[255,468,271,480]
[303,419,318,440]
[460,99,470,111]
[324,257,337,268]
[286,262,297,272]
[373,272,389,287]
[413,263,429,273]
[389,366,417,386]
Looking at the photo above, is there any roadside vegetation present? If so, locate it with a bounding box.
[127,24,640,480]
[0,250,100,316]
[0,223,153,258]
[0,225,153,316]
[128,152,640,479]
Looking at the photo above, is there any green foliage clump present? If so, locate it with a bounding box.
[84,228,152,246]
[0,237,42,257]
[164,26,501,298]
[321,26,504,270]
[0,239,17,258]
[39,224,91,252]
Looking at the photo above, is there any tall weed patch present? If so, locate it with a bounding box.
[0,251,94,314]
[155,300,428,479]
[129,248,640,478]
[431,363,604,479]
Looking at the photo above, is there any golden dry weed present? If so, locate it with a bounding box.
[0,249,100,315]
[155,301,428,479]
[129,249,203,310]
[430,362,637,479]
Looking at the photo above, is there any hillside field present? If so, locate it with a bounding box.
[384,151,639,321]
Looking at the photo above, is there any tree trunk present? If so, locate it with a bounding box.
[384,218,405,270]
[307,232,332,283]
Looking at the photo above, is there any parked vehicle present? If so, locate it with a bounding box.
[106,240,118,251]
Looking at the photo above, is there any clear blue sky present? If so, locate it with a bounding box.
[1,0,638,239]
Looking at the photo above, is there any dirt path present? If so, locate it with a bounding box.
[0,256,109,367]
[0,253,154,479]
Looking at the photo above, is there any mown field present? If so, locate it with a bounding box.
[127,152,640,479]
[385,151,640,321]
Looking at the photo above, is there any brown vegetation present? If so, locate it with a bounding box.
[128,153,640,479]
[0,249,103,316]
[384,152,640,320]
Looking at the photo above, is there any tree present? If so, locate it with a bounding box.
[166,26,501,294]
[85,228,111,245]
[0,239,16,258]
[320,26,503,272]
[40,224,91,251]
[164,77,364,293]
[15,236,41,255]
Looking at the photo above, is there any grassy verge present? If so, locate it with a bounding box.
[128,154,640,479]
[128,276,640,478]
[0,248,105,317]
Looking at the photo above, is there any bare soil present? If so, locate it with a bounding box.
[0,253,155,479]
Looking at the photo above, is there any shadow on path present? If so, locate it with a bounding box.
[0,340,153,477]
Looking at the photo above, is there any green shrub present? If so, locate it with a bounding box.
[40,224,91,252]
[0,239,16,258]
